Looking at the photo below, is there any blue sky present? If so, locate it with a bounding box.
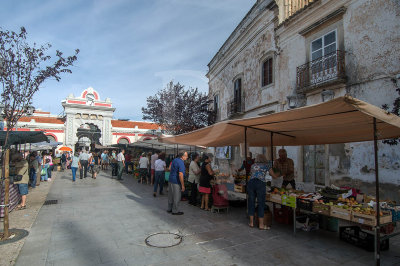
[1,0,254,120]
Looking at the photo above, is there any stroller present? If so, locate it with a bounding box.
[211,184,229,213]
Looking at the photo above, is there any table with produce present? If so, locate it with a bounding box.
[265,186,400,251]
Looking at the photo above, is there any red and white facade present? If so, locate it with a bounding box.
[16,87,161,147]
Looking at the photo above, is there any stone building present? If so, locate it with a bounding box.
[207,0,400,198]
[16,87,161,149]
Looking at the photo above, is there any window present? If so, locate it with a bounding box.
[213,94,219,112]
[234,78,241,102]
[311,30,337,60]
[262,58,273,87]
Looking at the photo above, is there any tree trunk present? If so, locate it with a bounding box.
[2,149,10,240]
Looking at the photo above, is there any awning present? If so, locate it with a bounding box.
[128,139,206,152]
[160,96,400,147]
[0,131,49,147]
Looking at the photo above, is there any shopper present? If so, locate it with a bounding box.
[199,153,214,211]
[41,154,50,181]
[90,152,102,179]
[111,150,117,177]
[117,149,125,180]
[101,150,108,170]
[125,152,132,174]
[273,148,295,189]
[61,152,67,171]
[167,151,188,215]
[188,153,201,206]
[248,154,279,230]
[153,152,166,197]
[71,152,79,182]
[138,153,149,184]
[78,149,90,179]
[29,153,38,188]
[150,150,159,185]
[13,153,29,210]
[45,151,54,181]
[36,152,42,186]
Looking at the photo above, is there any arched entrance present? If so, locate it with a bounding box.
[76,123,101,149]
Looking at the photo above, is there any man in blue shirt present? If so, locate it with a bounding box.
[167,151,188,215]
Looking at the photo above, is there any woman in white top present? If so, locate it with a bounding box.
[188,153,201,206]
[153,152,166,197]
[139,153,149,184]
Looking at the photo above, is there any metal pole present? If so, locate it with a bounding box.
[270,132,274,162]
[373,118,380,266]
[244,127,248,216]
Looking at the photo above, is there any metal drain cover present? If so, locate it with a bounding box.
[43,200,58,205]
[0,229,29,245]
[145,232,183,248]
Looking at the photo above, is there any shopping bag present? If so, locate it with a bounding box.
[41,168,47,176]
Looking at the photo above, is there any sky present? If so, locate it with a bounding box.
[1,0,255,120]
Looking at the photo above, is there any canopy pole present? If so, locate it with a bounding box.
[270,132,274,162]
[373,117,381,266]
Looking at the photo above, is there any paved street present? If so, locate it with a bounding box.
[15,170,400,266]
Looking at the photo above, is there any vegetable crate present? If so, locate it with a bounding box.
[296,198,313,211]
[352,212,392,226]
[330,206,352,221]
[383,208,400,222]
[339,226,389,252]
[281,195,296,208]
[312,202,330,216]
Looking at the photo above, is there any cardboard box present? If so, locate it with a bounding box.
[270,193,282,204]
[312,202,330,216]
[351,212,392,226]
[234,184,246,193]
[330,206,352,221]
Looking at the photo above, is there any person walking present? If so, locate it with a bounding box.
[247,154,279,230]
[90,152,102,179]
[101,150,108,170]
[71,152,79,182]
[117,149,125,180]
[167,151,188,215]
[199,153,215,211]
[139,153,149,184]
[188,153,201,206]
[153,152,166,197]
[35,152,42,186]
[78,149,90,179]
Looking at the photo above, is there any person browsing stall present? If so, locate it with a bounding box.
[237,152,254,178]
[273,148,295,189]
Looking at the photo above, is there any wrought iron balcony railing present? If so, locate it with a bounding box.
[227,99,245,118]
[296,50,345,91]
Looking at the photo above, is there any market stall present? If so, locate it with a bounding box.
[160,95,400,264]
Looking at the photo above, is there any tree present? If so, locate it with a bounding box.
[0,27,79,240]
[382,82,400,145]
[142,81,214,135]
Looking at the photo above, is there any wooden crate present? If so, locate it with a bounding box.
[266,193,271,201]
[270,193,282,204]
[312,203,330,216]
[352,212,392,226]
[330,206,352,221]
[234,184,246,193]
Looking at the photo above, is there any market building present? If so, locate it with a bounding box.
[207,0,400,199]
[15,87,161,149]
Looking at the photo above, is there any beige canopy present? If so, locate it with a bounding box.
[159,96,400,147]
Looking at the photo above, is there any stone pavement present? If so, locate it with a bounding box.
[14,170,400,266]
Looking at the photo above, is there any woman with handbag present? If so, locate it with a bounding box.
[13,153,30,210]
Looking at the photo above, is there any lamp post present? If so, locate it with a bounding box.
[0,103,4,131]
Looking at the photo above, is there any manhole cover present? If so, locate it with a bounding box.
[43,200,58,205]
[0,229,29,245]
[145,232,183,248]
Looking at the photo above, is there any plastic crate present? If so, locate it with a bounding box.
[383,208,400,222]
[339,226,389,252]
[296,198,313,211]
[273,206,293,225]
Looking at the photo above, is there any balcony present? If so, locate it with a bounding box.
[296,50,346,92]
[227,99,245,118]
